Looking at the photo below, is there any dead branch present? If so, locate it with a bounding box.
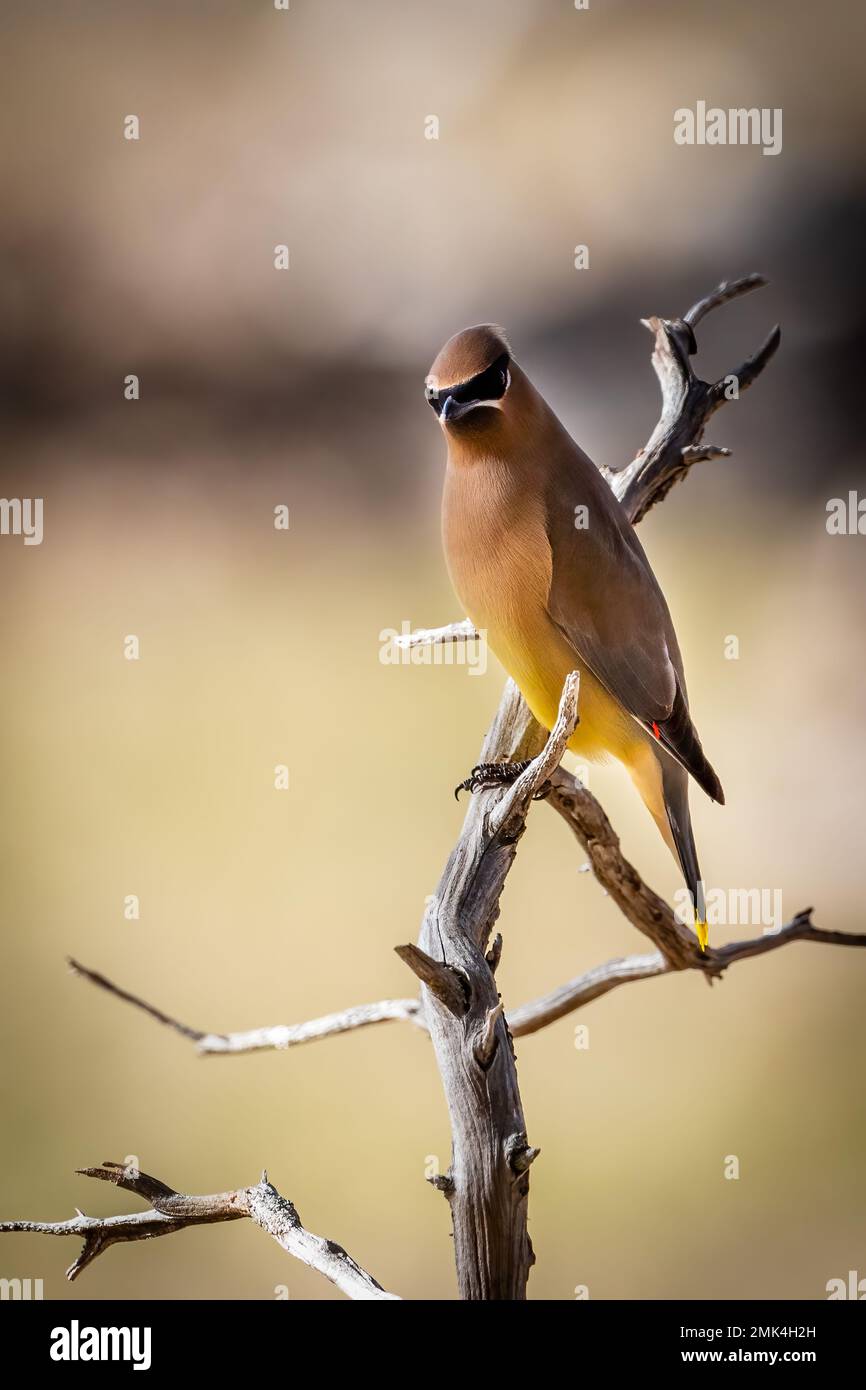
[396,672,578,1299]
[508,952,672,1033]
[547,766,698,968]
[508,910,866,1034]
[67,958,423,1054]
[607,272,781,522]
[0,1161,398,1300]
[393,944,467,1015]
[545,770,866,974]
[392,618,481,649]
[66,898,866,1058]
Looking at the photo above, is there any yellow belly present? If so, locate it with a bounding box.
[484,617,673,854]
[488,616,635,764]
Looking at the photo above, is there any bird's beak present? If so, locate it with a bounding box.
[440,394,473,424]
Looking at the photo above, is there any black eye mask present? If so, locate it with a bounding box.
[427,352,510,413]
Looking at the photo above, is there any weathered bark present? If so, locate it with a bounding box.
[0,1161,399,1299]
[408,690,551,1298]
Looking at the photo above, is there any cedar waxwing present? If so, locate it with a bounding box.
[426,324,723,950]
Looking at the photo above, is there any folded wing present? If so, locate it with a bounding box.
[544,445,724,803]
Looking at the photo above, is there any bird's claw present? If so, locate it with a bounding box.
[454,759,536,800]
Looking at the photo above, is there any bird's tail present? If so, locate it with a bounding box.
[652,678,725,806]
[663,762,708,951]
[627,742,711,951]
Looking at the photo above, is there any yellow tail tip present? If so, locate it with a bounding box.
[695,917,709,952]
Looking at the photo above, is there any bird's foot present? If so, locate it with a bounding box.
[454,759,550,800]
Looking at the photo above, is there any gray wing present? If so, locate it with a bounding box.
[542,442,723,802]
[544,444,680,725]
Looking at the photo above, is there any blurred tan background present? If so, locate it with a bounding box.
[1,0,864,1300]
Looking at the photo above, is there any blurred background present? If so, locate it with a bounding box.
[1,0,865,1301]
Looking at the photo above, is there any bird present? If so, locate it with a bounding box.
[426,324,723,950]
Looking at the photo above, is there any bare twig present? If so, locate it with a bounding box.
[473,1001,504,1067]
[66,899,866,1059]
[546,768,699,967]
[709,911,866,966]
[0,1162,399,1300]
[194,999,424,1054]
[489,672,579,836]
[508,911,866,1035]
[604,272,780,522]
[67,958,423,1053]
[509,953,673,1034]
[393,944,467,1015]
[67,958,205,1043]
[682,271,768,327]
[392,618,481,649]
